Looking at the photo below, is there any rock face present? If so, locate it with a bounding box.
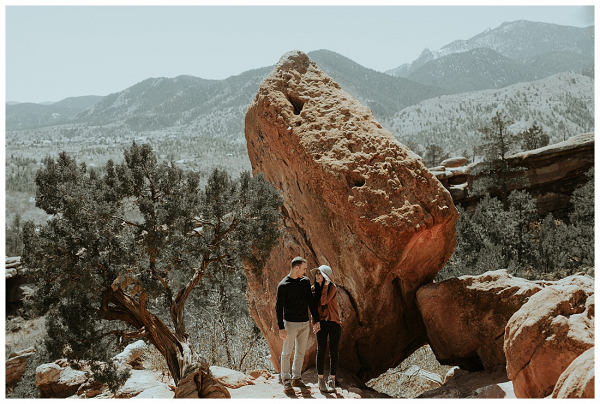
[432,133,594,218]
[551,346,594,398]
[416,269,547,371]
[504,274,595,398]
[5,347,36,388]
[36,361,87,398]
[6,257,35,316]
[418,368,515,399]
[244,50,458,380]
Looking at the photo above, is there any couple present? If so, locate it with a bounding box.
[276,256,341,394]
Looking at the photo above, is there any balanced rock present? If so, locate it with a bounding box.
[551,346,594,398]
[416,269,547,371]
[504,274,594,398]
[244,50,458,380]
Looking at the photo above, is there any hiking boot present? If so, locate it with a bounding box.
[282,378,293,392]
[291,378,307,388]
[326,377,336,393]
[318,377,329,392]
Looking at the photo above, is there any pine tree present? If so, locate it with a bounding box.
[424,143,449,167]
[22,142,283,396]
[470,111,527,209]
[519,124,550,151]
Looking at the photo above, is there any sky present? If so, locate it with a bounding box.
[3,1,596,104]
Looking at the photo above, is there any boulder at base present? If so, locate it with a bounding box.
[505,274,594,398]
[552,346,595,398]
[244,50,458,381]
[416,269,548,371]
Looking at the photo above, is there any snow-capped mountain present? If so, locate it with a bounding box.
[386,20,594,93]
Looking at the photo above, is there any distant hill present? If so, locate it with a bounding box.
[386,21,594,94]
[59,51,448,136]
[6,95,103,130]
[383,72,594,155]
[307,49,449,116]
[54,95,103,110]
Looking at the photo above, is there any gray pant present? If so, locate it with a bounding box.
[280,320,310,381]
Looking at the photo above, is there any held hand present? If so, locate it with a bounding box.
[279,329,287,340]
[313,322,321,333]
[323,273,331,285]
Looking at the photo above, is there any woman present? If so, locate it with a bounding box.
[310,264,341,393]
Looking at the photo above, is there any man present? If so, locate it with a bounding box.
[276,256,320,391]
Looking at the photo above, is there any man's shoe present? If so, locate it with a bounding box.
[283,378,293,392]
[291,378,307,388]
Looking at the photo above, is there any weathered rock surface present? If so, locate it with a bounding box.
[433,133,594,218]
[209,365,255,388]
[418,368,515,399]
[112,339,146,369]
[440,156,468,168]
[36,361,87,398]
[244,50,458,381]
[5,347,36,388]
[416,269,548,371]
[367,364,443,398]
[505,274,595,398]
[551,346,595,398]
[116,369,171,398]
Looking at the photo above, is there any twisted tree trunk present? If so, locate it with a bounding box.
[101,286,230,398]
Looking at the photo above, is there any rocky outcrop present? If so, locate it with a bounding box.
[551,346,595,398]
[5,257,35,316]
[504,274,594,398]
[36,361,87,398]
[209,366,255,389]
[418,368,515,399]
[416,269,548,371]
[367,364,443,398]
[5,347,36,388]
[244,50,458,380]
[432,133,594,218]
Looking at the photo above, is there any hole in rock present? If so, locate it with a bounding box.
[347,172,366,188]
[287,93,304,115]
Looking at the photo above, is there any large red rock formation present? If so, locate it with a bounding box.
[504,274,594,398]
[415,269,548,371]
[244,50,458,380]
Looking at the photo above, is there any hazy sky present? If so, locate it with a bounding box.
[4,2,595,103]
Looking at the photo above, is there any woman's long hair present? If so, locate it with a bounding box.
[313,277,324,302]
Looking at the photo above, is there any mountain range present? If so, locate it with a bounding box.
[386,21,593,88]
[6,20,594,158]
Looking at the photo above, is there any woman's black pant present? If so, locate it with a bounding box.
[316,320,341,376]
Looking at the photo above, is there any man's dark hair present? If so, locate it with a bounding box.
[291,256,307,269]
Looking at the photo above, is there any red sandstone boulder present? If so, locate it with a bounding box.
[244,50,458,380]
[6,347,36,387]
[416,269,547,371]
[552,346,595,398]
[36,361,87,398]
[504,274,594,398]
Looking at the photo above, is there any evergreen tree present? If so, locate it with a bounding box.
[424,143,449,167]
[22,142,283,396]
[506,190,537,268]
[5,213,24,257]
[470,111,527,209]
[567,167,594,269]
[519,124,550,151]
